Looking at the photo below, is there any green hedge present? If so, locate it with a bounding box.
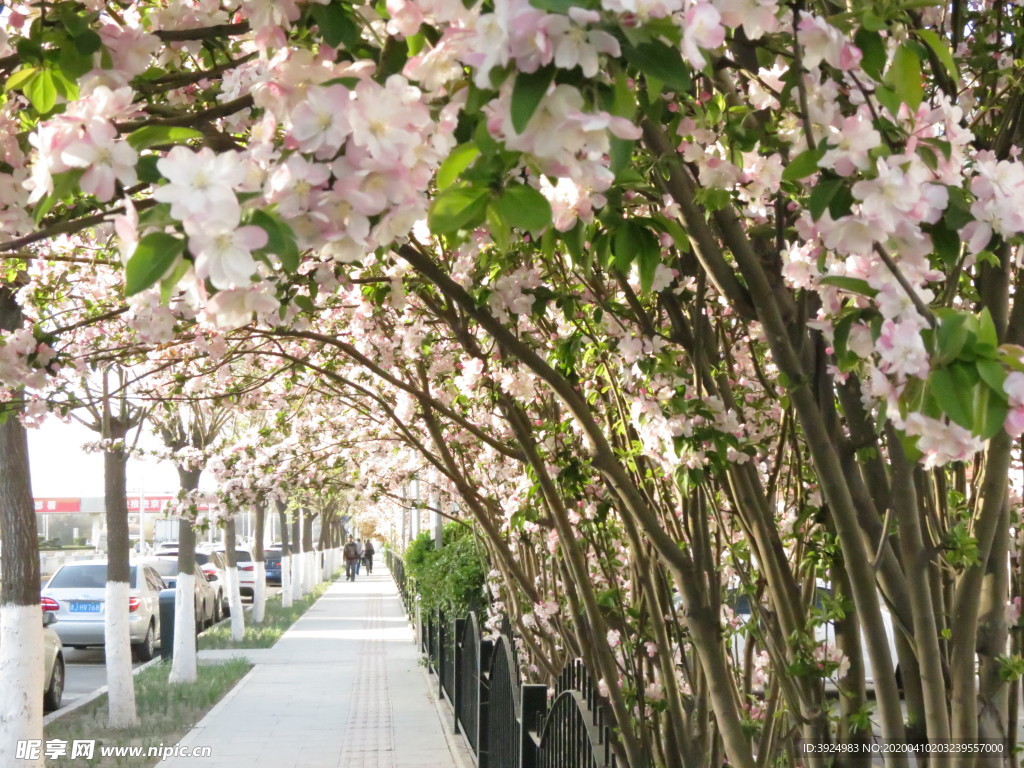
[403,522,486,616]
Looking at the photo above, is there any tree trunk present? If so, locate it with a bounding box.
[278,500,293,608]
[302,509,316,590]
[224,516,244,641]
[252,501,266,624]
[170,467,200,684]
[103,435,138,727]
[0,286,44,767]
[291,510,304,600]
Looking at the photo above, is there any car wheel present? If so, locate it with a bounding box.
[43,654,64,712]
[213,593,222,623]
[133,624,155,662]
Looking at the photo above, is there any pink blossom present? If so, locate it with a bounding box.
[204,284,281,330]
[185,210,268,290]
[1003,371,1024,437]
[681,2,725,68]
[154,146,246,222]
[903,413,984,468]
[61,121,138,202]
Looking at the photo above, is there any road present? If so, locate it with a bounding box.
[55,585,281,713]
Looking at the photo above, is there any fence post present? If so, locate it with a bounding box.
[519,684,547,768]
[454,617,465,735]
[477,637,494,768]
[438,609,445,699]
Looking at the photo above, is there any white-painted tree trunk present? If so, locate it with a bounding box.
[0,604,44,768]
[309,551,319,589]
[169,573,197,684]
[104,581,138,727]
[281,554,293,608]
[226,566,245,641]
[292,549,304,601]
[321,549,331,581]
[252,562,266,624]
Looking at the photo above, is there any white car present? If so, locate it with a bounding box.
[42,559,164,661]
[725,585,898,688]
[209,545,256,600]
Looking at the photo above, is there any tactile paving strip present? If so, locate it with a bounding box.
[338,589,396,768]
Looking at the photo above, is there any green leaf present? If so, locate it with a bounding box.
[935,312,969,363]
[622,41,691,92]
[251,209,300,271]
[885,43,923,110]
[126,125,204,151]
[159,259,192,304]
[4,66,37,94]
[311,3,360,49]
[976,385,1008,440]
[817,276,878,297]
[486,203,510,252]
[613,222,660,290]
[976,307,998,350]
[33,170,84,225]
[294,295,316,315]
[977,359,1007,397]
[511,67,555,134]
[427,185,489,235]
[73,29,103,57]
[916,28,958,85]
[874,85,902,116]
[808,177,843,220]
[493,184,551,233]
[929,365,973,429]
[125,233,185,296]
[24,69,58,114]
[436,143,480,190]
[783,148,825,182]
[855,28,886,81]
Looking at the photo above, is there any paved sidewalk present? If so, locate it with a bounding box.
[163,567,460,768]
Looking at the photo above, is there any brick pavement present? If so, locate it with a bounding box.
[161,567,459,768]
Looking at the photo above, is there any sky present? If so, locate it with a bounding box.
[27,418,182,498]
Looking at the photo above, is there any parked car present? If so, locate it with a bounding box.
[41,559,164,661]
[724,584,898,689]
[155,541,178,554]
[0,611,66,712]
[41,612,64,711]
[264,548,282,585]
[212,545,256,600]
[192,549,229,618]
[139,558,217,628]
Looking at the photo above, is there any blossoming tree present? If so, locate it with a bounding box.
[1,0,1024,766]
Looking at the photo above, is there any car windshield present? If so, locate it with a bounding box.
[147,559,180,578]
[194,553,214,566]
[233,550,252,563]
[48,564,137,588]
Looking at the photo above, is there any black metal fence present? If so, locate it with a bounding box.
[391,573,617,768]
[384,549,409,608]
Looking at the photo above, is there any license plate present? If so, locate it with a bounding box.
[70,602,100,613]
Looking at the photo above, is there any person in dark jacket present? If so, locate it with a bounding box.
[363,540,375,574]
[343,538,359,581]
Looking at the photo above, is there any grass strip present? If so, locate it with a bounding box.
[43,657,251,767]
[199,572,341,650]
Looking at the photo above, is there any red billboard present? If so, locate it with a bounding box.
[34,498,81,514]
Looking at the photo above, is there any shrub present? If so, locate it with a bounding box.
[403,522,486,616]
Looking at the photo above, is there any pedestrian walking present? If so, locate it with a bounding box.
[343,537,359,581]
[354,539,364,575]
[363,540,375,574]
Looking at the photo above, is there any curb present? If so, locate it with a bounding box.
[419,664,474,768]
[43,655,163,726]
